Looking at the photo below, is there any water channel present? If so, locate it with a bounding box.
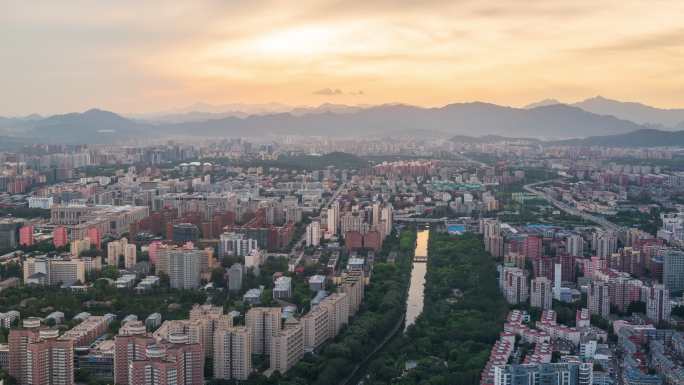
[404,228,429,331]
[346,228,431,385]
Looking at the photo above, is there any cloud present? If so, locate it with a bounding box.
[3,0,684,114]
[312,88,365,96]
[313,88,344,95]
[576,28,684,54]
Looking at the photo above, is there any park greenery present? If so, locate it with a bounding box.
[0,262,21,281]
[610,156,684,171]
[610,208,662,236]
[0,228,508,385]
[77,165,129,178]
[0,278,206,337]
[365,232,508,385]
[499,200,592,227]
[209,229,415,385]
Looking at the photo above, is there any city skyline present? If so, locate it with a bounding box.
[3,1,684,115]
[3,2,684,384]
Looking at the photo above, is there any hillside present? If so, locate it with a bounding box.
[573,96,684,128]
[0,102,650,144]
[551,128,684,147]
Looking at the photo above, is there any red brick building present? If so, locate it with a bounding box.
[345,231,363,251]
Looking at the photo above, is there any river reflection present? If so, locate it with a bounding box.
[404,229,429,331]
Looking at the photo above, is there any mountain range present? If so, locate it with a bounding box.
[450,129,684,148]
[524,96,684,128]
[549,128,684,148]
[1,97,683,146]
[129,103,366,123]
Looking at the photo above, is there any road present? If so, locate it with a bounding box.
[523,179,621,232]
[342,313,406,385]
[454,154,620,232]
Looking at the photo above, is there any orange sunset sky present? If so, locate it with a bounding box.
[2,0,683,115]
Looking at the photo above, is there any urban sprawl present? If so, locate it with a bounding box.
[1,137,684,385]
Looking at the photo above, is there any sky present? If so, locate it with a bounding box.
[2,0,684,116]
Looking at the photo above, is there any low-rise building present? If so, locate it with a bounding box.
[0,311,20,328]
[76,339,115,381]
[308,275,326,291]
[273,276,292,299]
[243,287,263,305]
[135,275,160,291]
[46,311,65,325]
[115,274,137,289]
[59,315,112,347]
[145,313,162,331]
[493,362,593,385]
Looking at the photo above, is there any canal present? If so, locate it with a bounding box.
[404,228,429,331]
[343,228,431,385]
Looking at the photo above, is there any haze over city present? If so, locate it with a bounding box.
[3,3,684,385]
[2,0,684,115]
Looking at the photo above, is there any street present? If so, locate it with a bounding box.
[523,179,621,232]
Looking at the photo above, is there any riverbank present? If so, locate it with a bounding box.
[363,233,508,385]
[404,229,429,330]
[248,229,415,385]
[338,228,425,385]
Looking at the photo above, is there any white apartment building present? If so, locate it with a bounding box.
[270,322,303,374]
[319,293,349,338]
[301,306,329,352]
[500,266,529,305]
[531,277,553,310]
[305,221,321,247]
[245,307,281,355]
[214,326,252,381]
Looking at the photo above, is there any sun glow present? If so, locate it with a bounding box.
[252,26,339,56]
[4,1,684,114]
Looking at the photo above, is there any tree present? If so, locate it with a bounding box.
[591,315,610,330]
[211,268,226,288]
[0,369,18,385]
[79,247,100,258]
[673,306,684,318]
[627,301,646,314]
[0,262,21,280]
[138,251,150,262]
[100,265,119,280]
[75,368,92,383]
[366,233,507,385]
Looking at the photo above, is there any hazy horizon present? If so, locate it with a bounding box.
[2,1,684,116]
[4,95,684,119]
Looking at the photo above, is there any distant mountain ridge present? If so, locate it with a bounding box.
[549,128,684,147]
[130,97,684,129]
[450,128,684,148]
[572,96,684,128]
[451,134,541,144]
[35,108,154,142]
[131,102,365,123]
[0,102,651,144]
[524,99,562,109]
[523,96,684,128]
[161,102,646,139]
